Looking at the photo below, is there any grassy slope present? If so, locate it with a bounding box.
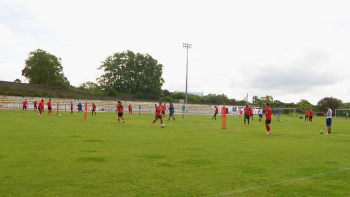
[0,110,349,197]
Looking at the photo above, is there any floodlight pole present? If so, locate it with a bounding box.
[183,43,191,104]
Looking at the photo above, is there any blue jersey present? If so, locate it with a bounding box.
[169,106,174,113]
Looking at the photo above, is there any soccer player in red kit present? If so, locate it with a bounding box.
[128,104,132,115]
[38,99,44,117]
[265,102,272,134]
[152,102,163,126]
[161,103,166,118]
[211,106,218,120]
[22,99,27,113]
[117,101,124,123]
[243,103,251,126]
[308,108,313,124]
[47,99,52,115]
[70,102,73,114]
[33,101,37,111]
[92,102,96,116]
[305,110,309,122]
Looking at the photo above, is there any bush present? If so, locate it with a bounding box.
[187,96,201,104]
[161,97,174,102]
[107,88,118,96]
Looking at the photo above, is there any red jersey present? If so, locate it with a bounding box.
[309,110,313,116]
[162,105,166,112]
[47,101,51,108]
[92,103,96,109]
[128,105,132,110]
[156,105,162,116]
[250,108,253,115]
[71,103,73,108]
[306,110,309,116]
[215,107,218,114]
[39,101,44,108]
[244,107,251,115]
[33,101,37,106]
[117,104,123,113]
[265,107,272,120]
[23,100,27,106]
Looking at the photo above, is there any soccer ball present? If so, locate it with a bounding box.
[161,124,165,128]
[320,130,323,134]
[58,115,62,117]
[280,120,283,122]
[73,113,75,115]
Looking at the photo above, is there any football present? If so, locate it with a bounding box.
[280,120,283,122]
[161,124,165,128]
[58,115,62,117]
[320,130,323,134]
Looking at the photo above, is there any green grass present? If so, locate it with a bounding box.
[1,109,350,197]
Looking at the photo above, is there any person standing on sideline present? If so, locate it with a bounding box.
[128,104,132,115]
[42,99,45,113]
[258,107,263,122]
[308,108,313,124]
[47,99,52,115]
[152,102,163,126]
[243,103,251,126]
[162,103,166,118]
[70,102,73,114]
[305,110,309,122]
[92,102,96,116]
[22,99,27,113]
[116,101,124,123]
[265,103,272,134]
[168,103,175,121]
[250,107,254,120]
[33,101,37,111]
[346,112,349,119]
[325,106,332,134]
[211,106,218,120]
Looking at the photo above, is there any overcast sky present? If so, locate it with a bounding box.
[1,0,350,104]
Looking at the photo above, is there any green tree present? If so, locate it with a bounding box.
[296,99,314,110]
[342,102,350,109]
[203,94,229,105]
[77,81,101,94]
[14,78,21,83]
[162,89,170,97]
[97,50,164,99]
[260,95,274,102]
[22,49,69,89]
[252,96,260,103]
[317,97,343,112]
[273,100,284,107]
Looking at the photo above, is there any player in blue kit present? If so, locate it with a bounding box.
[168,103,175,121]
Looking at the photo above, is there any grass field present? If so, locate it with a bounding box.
[1,109,350,197]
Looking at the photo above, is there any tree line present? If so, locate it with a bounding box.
[21,49,163,100]
[19,49,348,112]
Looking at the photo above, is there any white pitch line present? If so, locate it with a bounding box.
[204,167,350,197]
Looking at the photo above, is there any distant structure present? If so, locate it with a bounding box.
[175,91,204,97]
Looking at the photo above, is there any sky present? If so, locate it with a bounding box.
[1,0,350,105]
